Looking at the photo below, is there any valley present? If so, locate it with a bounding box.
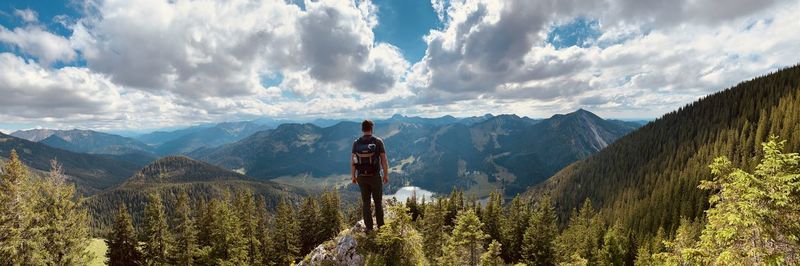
[2,0,798,264]
[2,65,798,266]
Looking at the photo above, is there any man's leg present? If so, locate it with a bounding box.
[358,176,374,231]
[372,176,384,229]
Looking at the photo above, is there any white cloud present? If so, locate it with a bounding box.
[0,26,77,65]
[0,0,413,130]
[407,0,800,118]
[14,8,37,23]
[292,0,406,93]
[1,0,799,130]
[0,52,125,119]
[70,0,407,99]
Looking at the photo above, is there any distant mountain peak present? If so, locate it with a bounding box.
[11,128,57,142]
[549,108,602,121]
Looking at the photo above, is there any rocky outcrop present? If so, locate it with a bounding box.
[299,199,401,266]
[298,220,368,266]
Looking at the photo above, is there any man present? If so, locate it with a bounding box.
[351,119,389,233]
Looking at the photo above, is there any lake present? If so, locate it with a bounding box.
[385,186,435,203]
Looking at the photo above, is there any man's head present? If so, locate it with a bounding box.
[361,120,374,134]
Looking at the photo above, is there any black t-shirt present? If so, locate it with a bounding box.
[352,135,386,175]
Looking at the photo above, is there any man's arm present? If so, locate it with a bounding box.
[351,153,357,184]
[381,152,389,184]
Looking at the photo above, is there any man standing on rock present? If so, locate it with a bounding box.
[351,119,389,233]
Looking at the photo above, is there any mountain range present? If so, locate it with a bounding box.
[12,129,152,155]
[190,109,639,195]
[149,121,271,155]
[0,132,142,194]
[531,64,800,236]
[11,121,273,159]
[8,61,796,247]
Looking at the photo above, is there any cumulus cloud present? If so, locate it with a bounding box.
[408,0,599,100]
[71,0,299,97]
[0,53,124,118]
[1,0,799,130]
[0,52,276,131]
[408,0,800,117]
[70,0,406,99]
[0,26,77,65]
[0,0,414,130]
[294,0,406,93]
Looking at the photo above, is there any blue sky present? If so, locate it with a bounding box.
[0,0,80,41]
[372,0,442,62]
[547,17,601,49]
[0,0,798,132]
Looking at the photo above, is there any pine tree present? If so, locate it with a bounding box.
[33,160,92,265]
[500,195,529,262]
[142,193,171,265]
[482,191,503,244]
[556,199,604,265]
[421,198,447,261]
[234,191,262,265]
[318,190,343,243]
[255,196,275,266]
[598,221,629,266]
[522,197,558,266]
[439,209,488,266]
[106,204,142,266]
[696,137,800,264]
[1,149,47,265]
[0,149,25,264]
[754,111,769,156]
[650,227,666,255]
[194,198,213,264]
[298,196,321,254]
[172,192,197,266]
[405,190,423,221]
[652,217,702,265]
[479,240,504,266]
[272,198,300,265]
[444,189,464,227]
[207,198,249,265]
[372,204,428,265]
[634,245,653,266]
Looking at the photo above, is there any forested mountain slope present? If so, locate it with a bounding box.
[12,129,153,155]
[153,121,270,155]
[87,156,304,232]
[533,65,800,236]
[0,132,141,194]
[191,110,637,195]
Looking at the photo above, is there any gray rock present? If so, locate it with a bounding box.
[298,221,365,266]
[298,200,399,266]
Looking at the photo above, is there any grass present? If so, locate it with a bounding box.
[86,238,107,266]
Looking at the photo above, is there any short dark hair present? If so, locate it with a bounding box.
[361,120,374,132]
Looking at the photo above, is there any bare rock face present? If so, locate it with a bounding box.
[299,220,367,266]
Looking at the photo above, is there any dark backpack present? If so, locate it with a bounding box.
[354,136,380,175]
